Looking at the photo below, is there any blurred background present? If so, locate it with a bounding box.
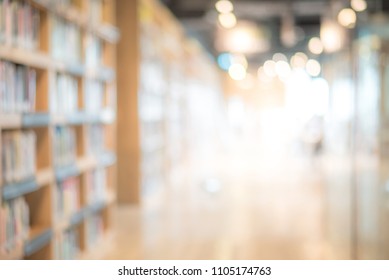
[1,0,389,260]
[111,0,389,260]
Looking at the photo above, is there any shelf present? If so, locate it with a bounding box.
[0,46,115,82]
[2,169,53,201]
[55,152,116,182]
[24,228,53,257]
[55,164,80,182]
[55,193,115,233]
[0,109,116,130]
[28,0,120,43]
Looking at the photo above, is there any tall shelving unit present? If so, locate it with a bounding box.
[0,0,119,260]
[117,0,225,203]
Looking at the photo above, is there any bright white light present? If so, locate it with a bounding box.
[311,78,330,116]
[306,59,321,76]
[338,8,357,29]
[229,63,247,80]
[320,19,344,53]
[351,0,367,12]
[215,0,234,14]
[218,13,237,29]
[275,60,291,80]
[263,60,277,78]
[290,52,308,69]
[272,53,287,62]
[308,37,324,55]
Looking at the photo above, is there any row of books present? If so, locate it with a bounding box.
[51,73,78,114]
[53,126,76,167]
[0,197,29,254]
[51,16,81,63]
[54,227,79,260]
[0,0,40,50]
[84,34,102,68]
[0,61,36,114]
[85,214,103,248]
[85,168,107,204]
[55,177,80,220]
[45,0,103,25]
[1,130,36,185]
[86,124,105,155]
[84,79,104,114]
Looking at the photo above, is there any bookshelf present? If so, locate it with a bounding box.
[116,0,223,203]
[0,0,118,260]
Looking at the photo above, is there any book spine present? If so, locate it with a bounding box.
[1,130,36,184]
[0,197,29,254]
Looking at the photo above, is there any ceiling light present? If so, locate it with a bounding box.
[320,19,344,53]
[306,59,321,77]
[272,53,287,62]
[290,52,308,69]
[218,12,237,29]
[338,8,357,29]
[275,61,291,81]
[308,37,324,55]
[215,0,234,14]
[263,60,277,78]
[229,63,247,81]
[351,0,367,12]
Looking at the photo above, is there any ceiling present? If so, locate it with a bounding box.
[162,0,389,61]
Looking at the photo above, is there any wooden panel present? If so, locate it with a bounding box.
[116,0,141,204]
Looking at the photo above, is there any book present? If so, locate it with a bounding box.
[50,16,81,63]
[84,34,102,68]
[84,79,104,114]
[53,126,76,167]
[51,73,78,114]
[54,227,79,260]
[0,60,36,114]
[0,0,39,49]
[85,168,106,204]
[86,124,105,156]
[85,213,103,248]
[0,197,29,254]
[1,130,36,185]
[54,177,80,220]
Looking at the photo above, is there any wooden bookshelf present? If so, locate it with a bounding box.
[116,0,221,203]
[0,0,118,260]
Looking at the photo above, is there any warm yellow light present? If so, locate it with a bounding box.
[308,37,324,55]
[218,13,237,29]
[320,19,344,53]
[338,8,357,29]
[290,52,308,69]
[306,59,321,77]
[229,63,247,80]
[215,0,234,14]
[351,0,367,12]
[263,60,277,78]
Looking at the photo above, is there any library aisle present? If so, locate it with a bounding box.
[96,137,327,260]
